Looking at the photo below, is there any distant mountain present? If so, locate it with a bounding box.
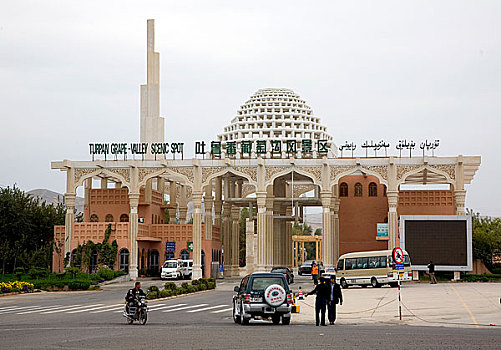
[27,189,84,213]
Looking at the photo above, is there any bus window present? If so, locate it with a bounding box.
[346,258,356,270]
[357,257,369,269]
[379,256,387,268]
[369,256,378,269]
[404,255,411,266]
[336,259,344,271]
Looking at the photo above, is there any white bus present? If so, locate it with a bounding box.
[335,250,412,288]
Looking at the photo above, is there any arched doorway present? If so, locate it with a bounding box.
[119,248,129,272]
[151,250,159,274]
[180,249,190,260]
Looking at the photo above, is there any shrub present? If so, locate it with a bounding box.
[14,267,25,280]
[199,284,207,291]
[164,282,177,291]
[159,289,171,298]
[207,282,216,290]
[147,291,158,299]
[181,282,189,289]
[96,267,115,281]
[148,285,160,292]
[68,280,91,290]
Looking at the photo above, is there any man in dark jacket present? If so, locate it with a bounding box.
[125,281,146,313]
[328,276,343,325]
[306,277,330,326]
[427,261,437,284]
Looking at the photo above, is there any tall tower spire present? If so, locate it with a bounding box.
[140,19,164,153]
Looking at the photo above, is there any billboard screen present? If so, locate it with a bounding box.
[400,216,472,271]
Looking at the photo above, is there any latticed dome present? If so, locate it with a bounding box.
[218,88,336,156]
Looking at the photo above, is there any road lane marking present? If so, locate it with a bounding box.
[162,304,208,312]
[211,307,233,314]
[41,304,104,314]
[0,305,43,314]
[450,285,479,328]
[67,304,123,314]
[143,303,166,310]
[146,303,186,312]
[0,305,20,311]
[17,305,69,315]
[187,305,229,313]
[91,305,126,314]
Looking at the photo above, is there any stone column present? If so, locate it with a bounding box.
[245,218,256,273]
[64,193,76,260]
[222,179,232,275]
[101,178,107,189]
[231,206,240,275]
[192,192,203,279]
[332,197,340,263]
[204,193,214,240]
[387,191,399,250]
[168,181,177,220]
[84,178,92,206]
[214,177,223,228]
[285,205,293,267]
[320,192,333,267]
[454,190,466,215]
[265,193,275,270]
[145,179,152,204]
[178,185,187,223]
[256,192,267,270]
[129,193,140,280]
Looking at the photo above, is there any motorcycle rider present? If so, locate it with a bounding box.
[125,281,146,313]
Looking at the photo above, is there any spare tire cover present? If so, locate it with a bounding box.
[264,284,286,307]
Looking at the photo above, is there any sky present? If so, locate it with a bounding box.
[0,0,500,216]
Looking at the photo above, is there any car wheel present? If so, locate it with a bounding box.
[233,301,241,324]
[282,315,291,325]
[298,271,302,276]
[371,277,380,288]
[240,302,249,325]
[272,315,281,325]
[340,278,348,289]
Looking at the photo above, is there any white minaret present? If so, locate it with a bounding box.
[140,19,165,153]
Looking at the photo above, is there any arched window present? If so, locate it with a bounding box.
[150,250,159,273]
[369,182,378,197]
[383,185,387,197]
[180,249,190,260]
[119,249,129,272]
[165,251,175,260]
[71,249,80,268]
[339,182,348,197]
[105,214,114,222]
[90,214,99,222]
[120,214,129,222]
[354,183,362,197]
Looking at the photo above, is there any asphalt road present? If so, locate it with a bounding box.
[1,276,500,349]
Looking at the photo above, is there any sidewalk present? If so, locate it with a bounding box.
[292,282,501,328]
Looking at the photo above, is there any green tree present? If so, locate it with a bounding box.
[0,186,65,273]
[469,209,501,270]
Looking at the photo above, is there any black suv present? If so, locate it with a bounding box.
[270,266,294,284]
[233,272,293,325]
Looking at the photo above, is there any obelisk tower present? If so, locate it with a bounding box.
[140,19,165,155]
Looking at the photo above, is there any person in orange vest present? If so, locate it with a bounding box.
[311,262,319,285]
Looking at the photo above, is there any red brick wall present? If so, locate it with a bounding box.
[398,190,456,215]
[338,175,388,255]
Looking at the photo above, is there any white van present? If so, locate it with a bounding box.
[161,259,181,280]
[178,259,193,280]
[336,250,412,288]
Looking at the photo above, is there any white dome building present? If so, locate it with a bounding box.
[218,88,337,157]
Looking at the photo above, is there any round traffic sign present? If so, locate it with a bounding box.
[393,247,404,264]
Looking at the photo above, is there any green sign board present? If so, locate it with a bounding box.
[187,241,193,251]
[376,223,389,240]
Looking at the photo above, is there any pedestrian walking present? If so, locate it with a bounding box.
[327,276,343,325]
[305,277,330,326]
[427,260,437,284]
[311,262,319,285]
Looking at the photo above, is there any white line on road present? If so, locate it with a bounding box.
[17,305,69,315]
[67,304,123,314]
[41,304,104,314]
[186,305,229,313]
[211,307,233,314]
[0,305,42,314]
[0,305,20,311]
[141,304,186,312]
[91,305,126,314]
[162,304,208,313]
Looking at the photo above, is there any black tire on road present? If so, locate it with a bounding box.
[371,277,380,288]
[233,302,241,324]
[240,302,250,325]
[340,278,349,289]
[272,315,281,325]
[140,311,147,325]
[282,316,291,325]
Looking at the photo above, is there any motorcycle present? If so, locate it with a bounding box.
[123,294,148,325]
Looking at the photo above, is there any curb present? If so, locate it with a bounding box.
[147,288,216,302]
